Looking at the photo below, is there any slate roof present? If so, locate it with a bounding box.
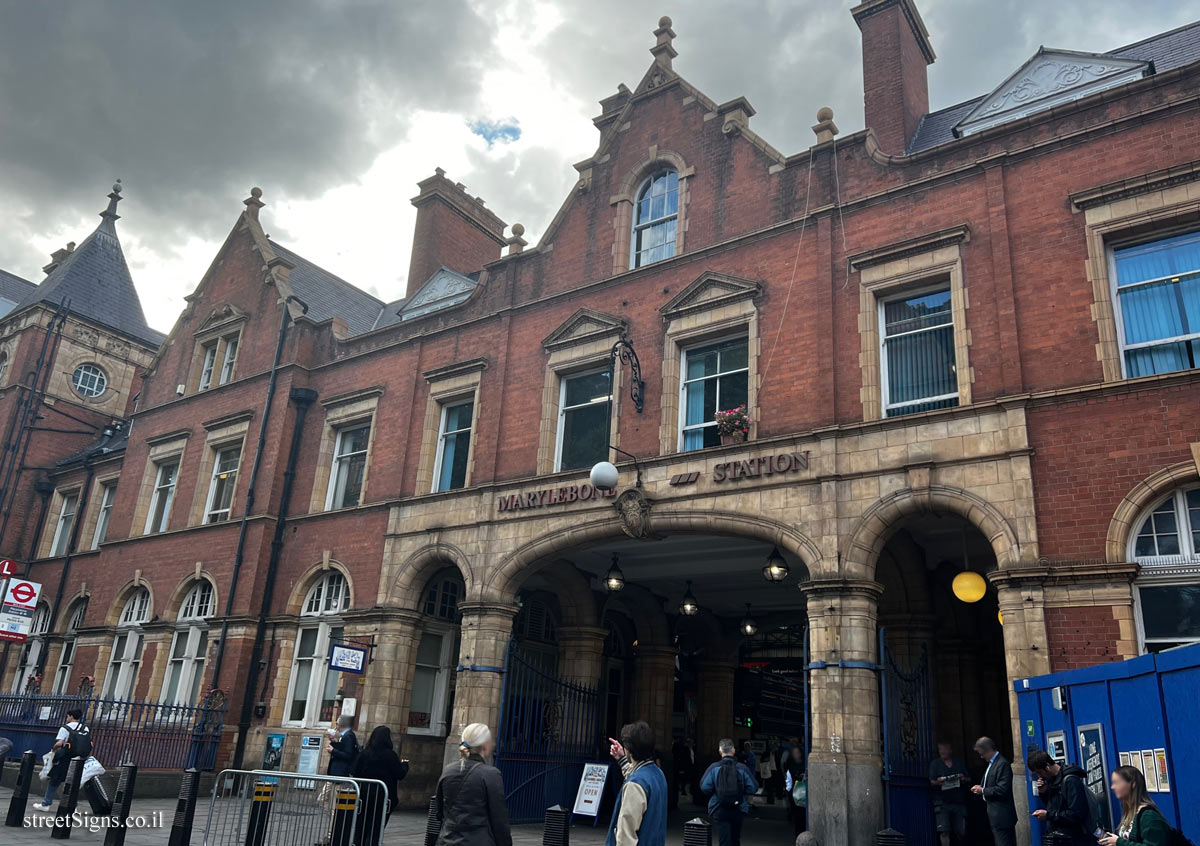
[55,421,130,469]
[907,19,1200,153]
[13,187,165,347]
[267,240,386,337]
[0,268,36,318]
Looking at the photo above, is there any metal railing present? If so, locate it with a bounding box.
[202,769,389,846]
[0,690,226,770]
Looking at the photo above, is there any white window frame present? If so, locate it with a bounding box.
[197,342,218,391]
[103,629,144,700]
[145,459,179,534]
[406,624,458,737]
[630,170,679,269]
[325,423,371,511]
[72,363,107,398]
[554,368,612,472]
[53,603,86,695]
[432,400,474,493]
[878,284,959,417]
[180,581,216,621]
[161,626,209,706]
[91,481,117,549]
[284,572,350,728]
[50,491,80,557]
[1107,230,1200,380]
[677,334,750,452]
[1128,486,1200,653]
[218,336,239,385]
[203,443,242,524]
[11,603,51,692]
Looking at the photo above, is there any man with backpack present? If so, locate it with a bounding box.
[32,707,90,812]
[1027,749,1097,846]
[700,738,758,846]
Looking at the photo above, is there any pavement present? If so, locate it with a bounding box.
[0,784,797,845]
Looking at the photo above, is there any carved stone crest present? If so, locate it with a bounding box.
[614,488,654,540]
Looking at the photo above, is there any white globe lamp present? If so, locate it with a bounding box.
[590,461,620,492]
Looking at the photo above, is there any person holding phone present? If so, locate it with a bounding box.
[607,721,668,846]
[1097,766,1170,846]
[970,736,1017,846]
[1027,749,1092,846]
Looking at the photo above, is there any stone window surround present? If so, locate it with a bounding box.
[187,413,252,526]
[187,313,247,394]
[610,148,695,276]
[416,360,486,494]
[851,226,973,422]
[1070,164,1200,382]
[40,485,82,559]
[309,388,383,513]
[131,432,190,537]
[79,471,121,551]
[536,333,625,477]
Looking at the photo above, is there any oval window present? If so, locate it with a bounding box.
[72,363,108,398]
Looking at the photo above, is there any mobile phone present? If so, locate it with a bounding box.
[1094,828,1106,839]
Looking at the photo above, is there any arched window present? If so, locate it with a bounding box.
[105,587,151,700]
[53,602,87,694]
[12,603,51,693]
[0,350,9,385]
[631,169,679,268]
[409,569,465,736]
[163,581,215,705]
[1131,487,1200,652]
[286,571,350,726]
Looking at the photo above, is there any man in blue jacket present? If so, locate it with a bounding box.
[700,738,758,846]
[607,721,668,846]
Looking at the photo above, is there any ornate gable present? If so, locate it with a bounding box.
[400,266,478,321]
[542,308,627,352]
[195,303,247,335]
[660,271,761,321]
[956,48,1150,137]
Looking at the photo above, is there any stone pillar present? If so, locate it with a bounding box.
[558,626,607,688]
[803,579,884,846]
[358,610,423,732]
[695,660,735,760]
[445,601,518,762]
[634,646,677,750]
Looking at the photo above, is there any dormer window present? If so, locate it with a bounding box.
[632,170,678,268]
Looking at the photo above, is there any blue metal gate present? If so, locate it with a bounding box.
[495,642,601,822]
[880,631,935,844]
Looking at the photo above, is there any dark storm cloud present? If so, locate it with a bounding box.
[0,0,492,271]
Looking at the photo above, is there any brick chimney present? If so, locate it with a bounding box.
[852,0,935,155]
[406,168,507,297]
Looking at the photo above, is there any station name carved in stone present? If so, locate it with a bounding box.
[712,450,811,483]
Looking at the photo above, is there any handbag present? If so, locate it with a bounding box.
[791,778,807,807]
[81,756,105,785]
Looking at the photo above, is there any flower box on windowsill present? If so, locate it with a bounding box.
[720,432,749,446]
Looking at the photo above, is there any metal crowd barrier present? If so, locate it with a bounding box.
[201,769,388,846]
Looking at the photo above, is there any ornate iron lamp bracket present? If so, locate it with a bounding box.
[610,335,645,413]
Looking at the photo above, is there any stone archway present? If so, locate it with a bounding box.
[1106,460,1198,562]
[387,541,475,609]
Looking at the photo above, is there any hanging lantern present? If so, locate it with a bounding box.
[762,547,789,582]
[998,610,1004,625]
[952,571,987,604]
[604,554,625,593]
[740,604,758,637]
[679,581,700,616]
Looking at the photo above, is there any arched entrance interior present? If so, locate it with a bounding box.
[875,512,1011,844]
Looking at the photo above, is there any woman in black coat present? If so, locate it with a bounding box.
[434,723,512,846]
[352,725,409,846]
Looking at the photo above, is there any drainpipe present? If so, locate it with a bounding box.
[232,386,317,770]
[210,294,307,690]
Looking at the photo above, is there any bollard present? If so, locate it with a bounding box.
[683,817,712,846]
[875,829,907,846]
[424,794,443,846]
[83,770,113,816]
[4,750,36,827]
[167,768,202,846]
[102,765,138,846]
[543,805,571,846]
[50,758,85,840]
[243,781,275,846]
[328,787,358,846]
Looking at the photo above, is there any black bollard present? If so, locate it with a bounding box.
[50,758,85,840]
[102,765,138,846]
[328,787,358,846]
[424,794,442,846]
[683,817,712,846]
[243,781,275,846]
[4,750,36,827]
[543,805,571,846]
[167,768,202,846]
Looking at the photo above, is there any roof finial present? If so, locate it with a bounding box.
[506,223,528,255]
[99,179,122,227]
[244,186,265,220]
[812,107,839,144]
[651,16,677,69]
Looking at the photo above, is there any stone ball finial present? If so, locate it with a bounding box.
[112,179,122,194]
[511,223,525,237]
[659,16,672,28]
[817,106,834,122]
[250,186,263,199]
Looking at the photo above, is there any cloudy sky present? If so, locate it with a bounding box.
[1,0,1195,330]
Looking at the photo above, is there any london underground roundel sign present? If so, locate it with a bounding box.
[0,578,42,643]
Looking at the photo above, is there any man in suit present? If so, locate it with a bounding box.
[970,736,1017,846]
[326,714,359,777]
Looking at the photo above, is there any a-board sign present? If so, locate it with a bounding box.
[572,762,610,817]
[297,735,323,789]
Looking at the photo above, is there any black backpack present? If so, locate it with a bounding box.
[1069,776,1102,837]
[715,758,743,807]
[61,723,92,761]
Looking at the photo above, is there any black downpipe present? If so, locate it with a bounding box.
[210,294,307,690]
[232,386,317,770]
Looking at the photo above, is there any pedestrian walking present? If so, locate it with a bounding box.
[757,741,777,804]
[1027,749,1093,846]
[607,721,668,846]
[970,736,1017,846]
[32,707,90,812]
[1098,766,1170,846]
[352,725,409,846]
[929,740,969,846]
[782,743,806,835]
[434,723,511,846]
[701,738,759,846]
[327,713,359,777]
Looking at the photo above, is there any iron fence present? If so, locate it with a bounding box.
[0,690,226,770]
[202,769,389,846]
